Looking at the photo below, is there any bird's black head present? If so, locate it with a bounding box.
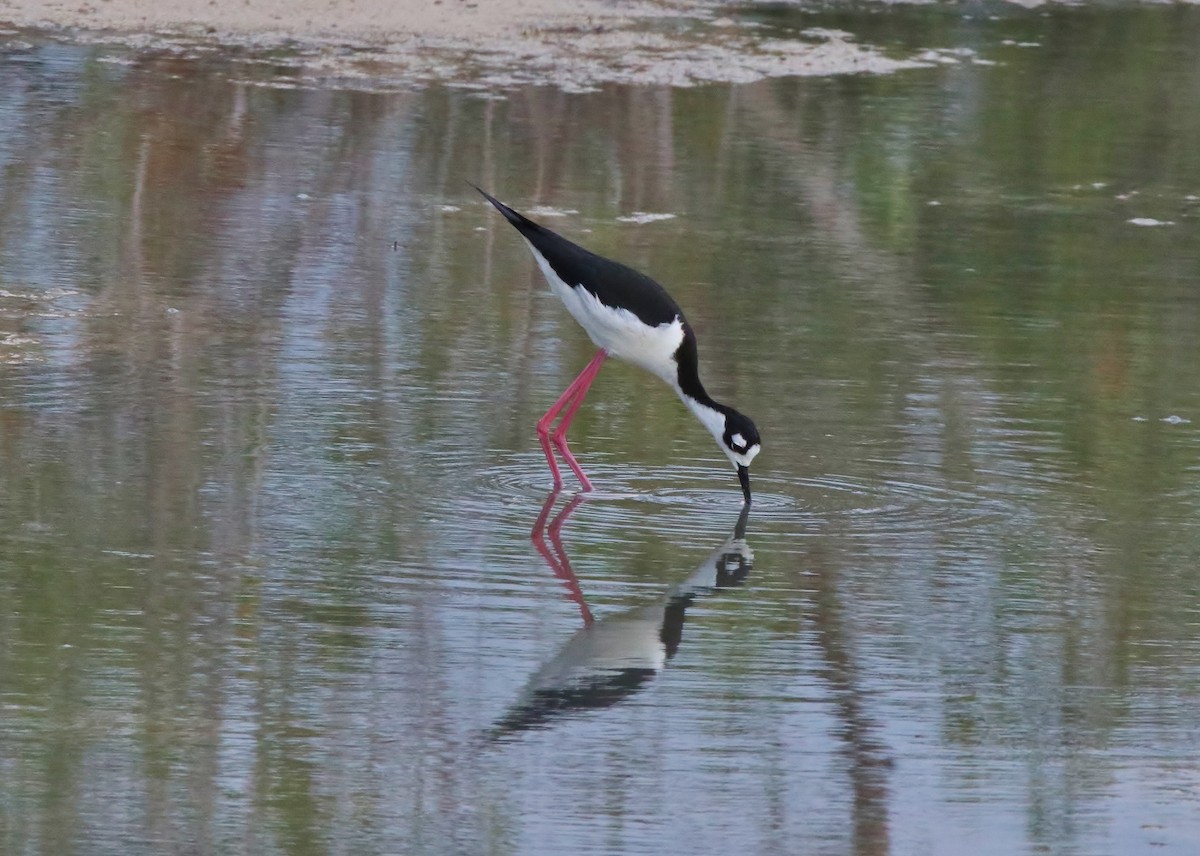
[719,409,761,505]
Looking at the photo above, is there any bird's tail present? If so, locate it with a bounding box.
[470,183,539,231]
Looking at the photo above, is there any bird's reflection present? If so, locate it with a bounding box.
[488,492,752,740]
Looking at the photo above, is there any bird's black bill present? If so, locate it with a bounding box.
[737,465,752,505]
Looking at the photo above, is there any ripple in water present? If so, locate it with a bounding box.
[474,459,791,510]
[464,454,1012,537]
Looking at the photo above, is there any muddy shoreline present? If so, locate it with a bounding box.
[0,0,953,90]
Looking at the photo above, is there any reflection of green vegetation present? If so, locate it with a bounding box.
[832,7,1200,509]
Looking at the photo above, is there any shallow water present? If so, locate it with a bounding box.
[2,4,1200,855]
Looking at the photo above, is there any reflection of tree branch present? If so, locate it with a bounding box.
[807,545,893,856]
[739,85,928,337]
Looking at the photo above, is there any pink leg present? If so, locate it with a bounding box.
[536,349,607,491]
[536,353,603,487]
[552,352,606,490]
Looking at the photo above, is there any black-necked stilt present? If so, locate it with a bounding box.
[476,188,762,504]
[487,494,752,739]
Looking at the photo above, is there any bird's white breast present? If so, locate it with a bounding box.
[526,239,684,385]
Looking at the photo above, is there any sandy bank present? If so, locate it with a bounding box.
[1,0,700,43]
[0,0,960,89]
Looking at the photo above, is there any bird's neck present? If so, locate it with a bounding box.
[673,323,727,441]
[682,392,727,444]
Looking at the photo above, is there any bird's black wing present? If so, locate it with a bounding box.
[475,187,683,328]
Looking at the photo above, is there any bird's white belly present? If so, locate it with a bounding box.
[527,240,684,384]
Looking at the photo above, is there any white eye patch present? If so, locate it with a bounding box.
[731,433,746,449]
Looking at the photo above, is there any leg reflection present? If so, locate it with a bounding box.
[530,490,592,625]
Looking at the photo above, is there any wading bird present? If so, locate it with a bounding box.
[477,188,761,504]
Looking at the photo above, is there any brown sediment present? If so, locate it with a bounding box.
[0,0,696,43]
[0,0,947,89]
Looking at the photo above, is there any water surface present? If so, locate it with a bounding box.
[2,5,1200,855]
